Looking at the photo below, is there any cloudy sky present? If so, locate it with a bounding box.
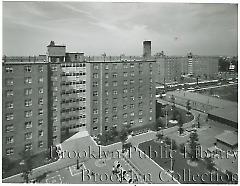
[2,2,238,56]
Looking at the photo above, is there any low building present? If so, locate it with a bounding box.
[215,131,238,151]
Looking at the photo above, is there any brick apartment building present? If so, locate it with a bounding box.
[2,41,156,160]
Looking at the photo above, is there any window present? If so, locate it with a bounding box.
[105,108,109,114]
[25,132,32,140]
[25,88,32,96]
[113,81,118,86]
[130,80,135,84]
[130,96,135,101]
[6,79,13,86]
[38,77,43,83]
[105,91,109,96]
[25,143,32,151]
[6,136,14,144]
[93,64,99,70]
[150,100,153,105]
[149,63,153,68]
[24,77,32,84]
[113,90,118,95]
[139,71,143,75]
[93,118,98,124]
[38,65,43,72]
[6,124,14,132]
[150,108,153,112]
[105,117,109,122]
[113,98,117,104]
[53,87,58,91]
[6,102,13,109]
[123,97,128,102]
[6,148,14,155]
[123,64,128,69]
[139,118,143,123]
[6,113,14,121]
[39,109,43,115]
[93,100,98,104]
[5,67,13,73]
[113,107,117,112]
[123,105,127,110]
[105,82,109,87]
[150,78,153,83]
[113,64,117,70]
[123,121,127,125]
[105,73,109,79]
[6,90,13,97]
[53,96,58,102]
[130,112,135,116]
[38,98,43,105]
[130,72,135,77]
[53,126,57,132]
[93,109,98,114]
[25,111,32,118]
[123,89,128,94]
[123,72,128,77]
[24,66,31,72]
[38,119,43,126]
[130,88,134,93]
[130,120,134,125]
[51,76,57,81]
[51,65,57,71]
[130,104,135,109]
[25,99,32,107]
[52,136,57,141]
[113,115,117,120]
[123,80,128,85]
[25,121,32,129]
[93,73,98,78]
[39,130,43,137]
[139,79,143,84]
[112,73,118,78]
[139,95,143,100]
[52,106,57,112]
[139,63,143,68]
[38,141,43,148]
[105,64,109,70]
[139,110,143,115]
[93,126,98,130]
[39,88,43,94]
[53,116,57,122]
[93,82,98,87]
[105,126,108,131]
[123,113,127,118]
[149,117,152,121]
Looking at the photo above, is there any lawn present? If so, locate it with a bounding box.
[138,140,232,184]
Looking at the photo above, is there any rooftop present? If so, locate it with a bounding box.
[208,107,238,124]
[215,131,238,146]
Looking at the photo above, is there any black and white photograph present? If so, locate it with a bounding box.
[1,0,238,184]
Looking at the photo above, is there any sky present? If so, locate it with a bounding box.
[2,2,238,56]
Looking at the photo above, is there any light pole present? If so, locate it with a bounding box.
[165,105,168,128]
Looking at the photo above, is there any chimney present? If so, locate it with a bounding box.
[143,41,151,58]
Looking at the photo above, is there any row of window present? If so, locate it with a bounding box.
[61,81,86,86]
[93,91,153,99]
[61,72,86,76]
[61,106,86,113]
[5,77,44,86]
[5,109,44,121]
[61,63,86,67]
[93,107,153,115]
[61,89,86,95]
[93,63,153,70]
[93,71,152,79]
[61,115,86,122]
[5,65,45,73]
[61,98,86,104]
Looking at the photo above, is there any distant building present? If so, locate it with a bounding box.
[155,52,219,84]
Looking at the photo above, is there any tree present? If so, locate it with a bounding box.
[170,140,177,150]
[178,127,184,135]
[119,129,128,143]
[179,143,186,154]
[156,133,164,141]
[205,157,215,172]
[172,108,179,121]
[186,100,191,115]
[155,117,164,131]
[165,137,172,146]
[122,143,132,153]
[197,114,201,128]
[171,95,175,108]
[19,151,33,183]
[188,131,200,161]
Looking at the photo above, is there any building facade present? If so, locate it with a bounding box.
[85,57,156,136]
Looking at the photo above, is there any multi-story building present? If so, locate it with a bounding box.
[2,56,55,160]
[85,59,156,136]
[2,40,156,160]
[155,52,219,84]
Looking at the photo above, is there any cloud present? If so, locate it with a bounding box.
[2,2,238,56]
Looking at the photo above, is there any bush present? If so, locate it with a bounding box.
[164,137,172,145]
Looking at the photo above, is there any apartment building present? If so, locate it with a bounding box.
[155,52,219,84]
[2,56,53,160]
[85,57,156,136]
